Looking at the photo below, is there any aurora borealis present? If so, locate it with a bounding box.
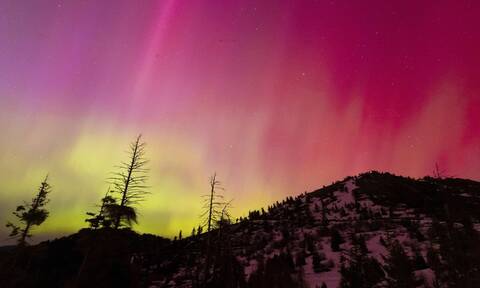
[1,0,479,241]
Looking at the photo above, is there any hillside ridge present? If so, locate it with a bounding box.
[1,171,480,288]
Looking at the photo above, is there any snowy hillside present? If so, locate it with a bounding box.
[146,172,480,288]
[2,171,479,288]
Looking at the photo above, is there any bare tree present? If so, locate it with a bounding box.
[199,173,233,285]
[6,175,51,246]
[219,200,233,225]
[217,200,233,241]
[200,173,226,232]
[107,135,149,229]
[433,162,446,179]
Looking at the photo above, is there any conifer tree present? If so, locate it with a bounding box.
[383,240,415,288]
[340,233,384,288]
[295,251,306,267]
[331,228,344,252]
[320,197,329,226]
[6,175,51,246]
[312,252,323,273]
[430,219,480,287]
[85,187,116,229]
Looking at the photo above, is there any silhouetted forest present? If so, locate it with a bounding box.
[1,136,480,287]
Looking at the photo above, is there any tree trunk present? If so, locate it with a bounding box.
[114,138,140,229]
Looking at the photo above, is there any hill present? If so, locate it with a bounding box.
[1,171,480,288]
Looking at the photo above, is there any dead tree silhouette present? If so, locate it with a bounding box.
[433,162,447,179]
[108,134,149,229]
[199,173,230,286]
[78,135,149,285]
[201,173,225,233]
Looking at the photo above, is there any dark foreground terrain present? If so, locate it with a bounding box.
[1,171,480,288]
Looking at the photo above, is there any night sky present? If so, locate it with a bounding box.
[1,0,479,240]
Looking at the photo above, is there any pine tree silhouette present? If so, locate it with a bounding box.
[85,187,116,229]
[383,240,415,288]
[6,175,51,246]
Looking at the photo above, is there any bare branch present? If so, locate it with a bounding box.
[109,134,150,229]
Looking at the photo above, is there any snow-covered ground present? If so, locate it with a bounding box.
[147,174,480,287]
